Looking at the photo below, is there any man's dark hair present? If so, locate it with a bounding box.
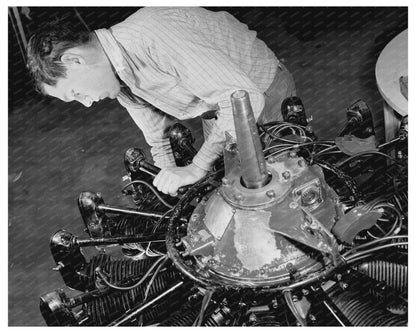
[26,20,91,93]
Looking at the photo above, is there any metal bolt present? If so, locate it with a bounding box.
[286,262,297,274]
[266,190,276,198]
[122,175,130,182]
[289,150,297,158]
[249,313,257,323]
[230,266,239,274]
[222,178,230,186]
[234,194,243,201]
[397,150,403,159]
[208,259,217,266]
[289,201,298,209]
[302,289,309,296]
[282,171,291,180]
[298,159,306,167]
[259,269,266,275]
[309,314,316,322]
[339,282,349,290]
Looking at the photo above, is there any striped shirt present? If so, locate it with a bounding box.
[95,7,278,170]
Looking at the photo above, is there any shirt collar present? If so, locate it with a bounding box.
[94,28,138,93]
[94,28,129,75]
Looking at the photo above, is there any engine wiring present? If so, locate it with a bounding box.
[122,180,174,209]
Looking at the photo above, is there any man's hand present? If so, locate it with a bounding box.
[153,163,208,196]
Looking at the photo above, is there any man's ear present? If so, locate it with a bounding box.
[60,53,85,65]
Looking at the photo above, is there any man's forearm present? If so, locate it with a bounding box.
[192,139,224,171]
[150,139,177,168]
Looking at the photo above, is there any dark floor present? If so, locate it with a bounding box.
[8,7,407,326]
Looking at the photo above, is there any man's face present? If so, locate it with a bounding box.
[43,55,120,107]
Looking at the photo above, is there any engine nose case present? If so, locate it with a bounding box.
[180,91,342,288]
[181,149,341,287]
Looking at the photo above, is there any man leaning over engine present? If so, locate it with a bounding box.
[26,7,296,196]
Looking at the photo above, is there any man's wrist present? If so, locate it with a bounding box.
[192,153,215,172]
[189,162,209,177]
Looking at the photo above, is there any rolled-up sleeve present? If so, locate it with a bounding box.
[143,14,265,171]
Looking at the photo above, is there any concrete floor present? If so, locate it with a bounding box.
[8,7,407,326]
